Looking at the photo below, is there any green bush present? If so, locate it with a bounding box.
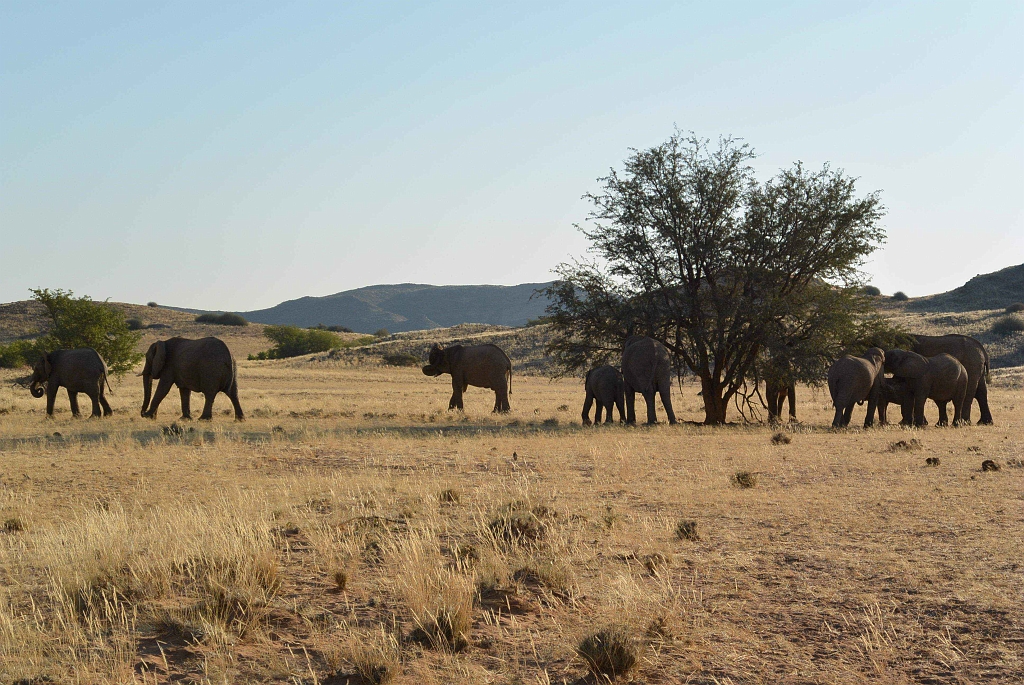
[991,315,1024,336]
[251,325,341,360]
[891,291,909,301]
[126,318,145,330]
[29,288,143,377]
[1006,302,1024,313]
[147,301,159,308]
[0,340,41,369]
[861,285,881,296]
[195,312,248,326]
[374,328,390,338]
[309,323,353,333]
[525,316,552,327]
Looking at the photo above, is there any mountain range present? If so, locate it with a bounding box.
[235,282,553,333]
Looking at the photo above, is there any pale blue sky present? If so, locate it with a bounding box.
[3,1,1022,310]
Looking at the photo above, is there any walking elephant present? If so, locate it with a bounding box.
[884,349,968,427]
[141,337,244,420]
[621,336,676,425]
[911,334,992,424]
[582,365,624,425]
[29,348,112,417]
[765,379,797,425]
[827,347,886,428]
[422,343,512,413]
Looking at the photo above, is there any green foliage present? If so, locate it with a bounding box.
[544,131,887,424]
[991,315,1024,336]
[524,316,552,327]
[861,285,881,296]
[250,325,341,360]
[126,318,145,330]
[309,323,353,333]
[0,340,41,369]
[195,312,248,326]
[892,291,909,301]
[147,301,159,307]
[29,289,143,377]
[374,328,390,338]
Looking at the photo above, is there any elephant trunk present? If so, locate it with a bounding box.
[141,374,152,415]
[30,381,45,398]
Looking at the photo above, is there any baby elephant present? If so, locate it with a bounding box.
[29,348,113,418]
[422,343,512,413]
[582,365,625,425]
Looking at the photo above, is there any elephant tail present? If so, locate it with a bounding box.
[104,373,113,395]
[507,366,512,396]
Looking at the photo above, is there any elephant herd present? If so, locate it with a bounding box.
[827,333,992,428]
[18,332,994,430]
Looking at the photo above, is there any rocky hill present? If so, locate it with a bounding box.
[908,263,1024,312]
[236,282,553,333]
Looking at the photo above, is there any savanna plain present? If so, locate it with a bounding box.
[1,353,1022,684]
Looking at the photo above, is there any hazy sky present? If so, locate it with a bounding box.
[3,1,1022,310]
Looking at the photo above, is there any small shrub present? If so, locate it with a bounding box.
[542,417,559,426]
[991,315,1024,336]
[147,301,158,307]
[195,312,248,326]
[888,439,921,452]
[675,519,699,541]
[642,551,669,576]
[925,457,940,467]
[861,285,881,296]
[1005,302,1024,313]
[557,404,569,412]
[254,325,341,359]
[981,459,1000,472]
[126,318,145,330]
[524,316,551,327]
[771,431,791,445]
[341,628,400,685]
[512,559,578,599]
[374,328,390,338]
[0,339,39,368]
[382,353,421,367]
[437,488,461,504]
[309,323,353,333]
[489,503,546,545]
[333,569,348,592]
[3,517,25,532]
[891,291,909,301]
[732,471,758,488]
[577,625,638,679]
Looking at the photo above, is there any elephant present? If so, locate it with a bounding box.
[880,376,961,427]
[422,343,512,413]
[621,336,676,425]
[582,365,625,425]
[29,348,112,417]
[827,347,886,428]
[911,334,992,424]
[884,349,968,427]
[765,379,797,425]
[141,337,243,420]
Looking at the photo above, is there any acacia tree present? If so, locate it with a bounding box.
[545,132,887,424]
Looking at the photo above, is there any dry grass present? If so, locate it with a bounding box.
[0,356,1022,683]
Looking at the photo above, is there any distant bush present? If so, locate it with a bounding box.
[126,318,145,330]
[525,316,551,327]
[991,315,1024,336]
[891,291,909,301]
[195,312,248,326]
[1006,302,1024,313]
[147,301,159,308]
[861,285,881,296]
[250,325,340,360]
[309,323,353,333]
[382,353,421,367]
[0,340,40,369]
[374,328,390,338]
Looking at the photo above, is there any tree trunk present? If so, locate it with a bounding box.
[700,376,728,425]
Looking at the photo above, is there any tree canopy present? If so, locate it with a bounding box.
[30,288,143,377]
[544,131,902,424]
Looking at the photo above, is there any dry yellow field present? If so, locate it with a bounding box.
[1,357,1022,684]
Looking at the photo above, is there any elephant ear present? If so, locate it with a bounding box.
[888,351,926,379]
[43,354,52,378]
[151,341,167,378]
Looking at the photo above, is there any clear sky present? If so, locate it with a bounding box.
[3,1,1022,310]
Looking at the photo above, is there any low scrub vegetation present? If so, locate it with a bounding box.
[0,339,39,368]
[861,285,881,296]
[892,291,909,301]
[195,312,248,326]
[1006,302,1024,313]
[250,325,342,360]
[991,315,1024,336]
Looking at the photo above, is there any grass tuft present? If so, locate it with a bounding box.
[577,624,638,679]
[675,519,699,541]
[888,439,922,452]
[771,431,791,445]
[925,457,940,467]
[991,315,1024,336]
[981,459,1000,472]
[3,517,25,533]
[731,471,758,488]
[341,627,401,684]
[437,488,461,504]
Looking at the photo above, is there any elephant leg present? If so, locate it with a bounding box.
[87,391,102,418]
[863,396,878,428]
[68,391,81,418]
[595,401,604,424]
[199,392,217,420]
[659,385,677,425]
[642,389,658,425]
[615,396,625,423]
[766,387,781,425]
[45,384,58,417]
[178,387,193,419]
[582,391,594,425]
[913,394,928,427]
[624,385,637,425]
[842,403,854,427]
[227,388,244,421]
[787,385,797,421]
[603,403,615,424]
[975,375,993,425]
[832,405,845,428]
[144,377,175,418]
[100,393,113,416]
[935,401,949,427]
[493,387,510,414]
